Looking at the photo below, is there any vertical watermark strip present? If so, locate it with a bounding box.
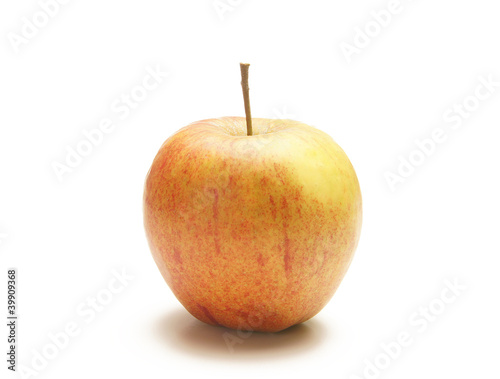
[6,269,17,372]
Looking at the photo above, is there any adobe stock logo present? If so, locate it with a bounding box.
[349,278,466,379]
[339,0,417,63]
[0,232,8,245]
[7,0,71,54]
[51,64,168,182]
[212,0,244,21]
[18,268,134,379]
[384,74,499,192]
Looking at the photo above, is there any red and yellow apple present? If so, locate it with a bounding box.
[143,117,362,332]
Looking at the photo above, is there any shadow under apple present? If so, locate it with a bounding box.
[153,308,331,360]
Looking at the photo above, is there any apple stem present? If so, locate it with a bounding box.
[240,63,253,136]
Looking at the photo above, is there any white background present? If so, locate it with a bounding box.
[1,0,499,378]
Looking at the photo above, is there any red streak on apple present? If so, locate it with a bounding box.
[197,303,220,326]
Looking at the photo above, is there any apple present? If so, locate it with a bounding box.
[143,115,362,332]
[144,64,361,332]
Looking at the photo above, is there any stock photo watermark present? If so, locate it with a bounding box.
[384,74,499,191]
[270,105,296,120]
[222,305,276,353]
[0,232,8,245]
[7,0,72,54]
[339,0,417,63]
[51,64,168,182]
[17,267,133,378]
[181,109,298,215]
[349,277,466,379]
[212,0,244,21]
[6,269,18,372]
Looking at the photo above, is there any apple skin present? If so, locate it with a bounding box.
[143,117,362,332]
